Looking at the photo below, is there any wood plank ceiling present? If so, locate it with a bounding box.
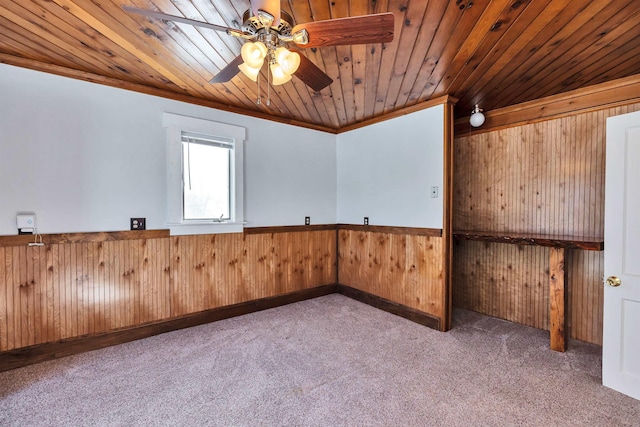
[0,0,639,132]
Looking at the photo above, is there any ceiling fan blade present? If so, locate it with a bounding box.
[292,13,394,48]
[251,0,281,26]
[294,55,333,92]
[122,5,248,36]
[209,55,244,83]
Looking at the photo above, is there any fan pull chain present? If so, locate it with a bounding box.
[256,69,261,105]
[267,61,271,106]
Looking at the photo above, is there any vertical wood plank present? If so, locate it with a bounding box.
[5,247,15,350]
[33,246,44,346]
[101,241,111,331]
[114,240,124,329]
[44,245,54,342]
[339,229,444,321]
[87,242,95,334]
[13,246,24,348]
[549,247,567,351]
[170,236,182,317]
[70,242,80,338]
[136,239,146,324]
[133,239,141,326]
[1,229,338,352]
[453,102,640,345]
[50,244,60,342]
[162,236,171,318]
[0,247,7,351]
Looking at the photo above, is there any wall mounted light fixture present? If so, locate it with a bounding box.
[469,104,485,127]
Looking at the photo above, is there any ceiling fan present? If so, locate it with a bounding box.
[122,1,394,94]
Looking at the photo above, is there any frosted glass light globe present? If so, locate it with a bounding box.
[470,105,485,127]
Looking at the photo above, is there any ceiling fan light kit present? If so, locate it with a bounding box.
[240,41,267,69]
[123,2,394,106]
[237,40,300,87]
[237,62,261,82]
[274,47,300,75]
[270,62,292,86]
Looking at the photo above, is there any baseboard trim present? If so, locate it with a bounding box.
[0,283,440,372]
[337,285,441,330]
[0,284,338,372]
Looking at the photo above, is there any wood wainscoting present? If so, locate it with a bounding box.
[170,228,337,317]
[0,227,337,354]
[1,223,451,370]
[337,225,446,329]
[0,230,171,352]
[453,101,640,345]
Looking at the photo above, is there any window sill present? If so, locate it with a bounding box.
[168,221,244,235]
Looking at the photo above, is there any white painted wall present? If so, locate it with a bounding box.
[0,64,445,235]
[337,106,444,228]
[0,64,336,234]
[245,122,336,227]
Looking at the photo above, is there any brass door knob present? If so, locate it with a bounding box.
[606,276,622,287]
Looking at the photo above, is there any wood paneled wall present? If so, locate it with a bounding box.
[453,102,640,345]
[0,237,170,351]
[0,229,337,352]
[338,229,445,323]
[170,231,337,317]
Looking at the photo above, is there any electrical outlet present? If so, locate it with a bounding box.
[130,218,146,230]
[364,217,369,225]
[430,186,439,198]
[305,216,310,225]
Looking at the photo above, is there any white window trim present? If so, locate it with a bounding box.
[163,113,245,235]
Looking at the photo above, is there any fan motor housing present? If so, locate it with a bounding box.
[242,9,294,36]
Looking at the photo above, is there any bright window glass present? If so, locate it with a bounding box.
[182,136,231,220]
[164,113,245,235]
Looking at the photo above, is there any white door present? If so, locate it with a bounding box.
[603,110,640,400]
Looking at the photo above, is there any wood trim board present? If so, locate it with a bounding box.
[244,224,337,234]
[336,224,442,237]
[0,225,441,245]
[0,284,338,372]
[0,284,442,372]
[337,95,458,133]
[0,54,340,135]
[337,285,441,330]
[0,229,170,247]
[442,99,455,331]
[454,74,640,136]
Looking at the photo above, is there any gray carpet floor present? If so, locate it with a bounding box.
[0,294,638,426]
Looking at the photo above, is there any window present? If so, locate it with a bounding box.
[181,132,232,221]
[164,113,245,234]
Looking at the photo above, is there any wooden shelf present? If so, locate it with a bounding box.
[453,230,604,352]
[453,230,603,251]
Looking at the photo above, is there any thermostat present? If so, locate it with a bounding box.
[17,213,36,234]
